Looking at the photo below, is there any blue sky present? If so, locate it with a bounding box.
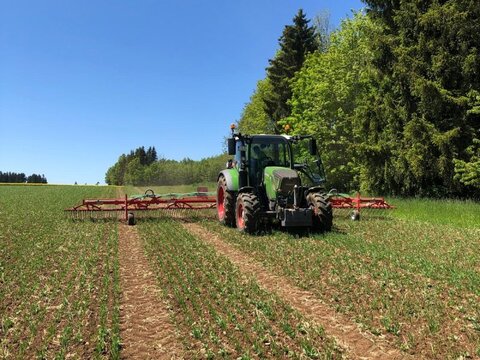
[0,0,364,184]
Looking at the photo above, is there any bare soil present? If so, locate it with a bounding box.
[183,222,409,360]
[118,223,184,359]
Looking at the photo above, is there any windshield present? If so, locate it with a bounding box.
[248,137,291,168]
[247,137,291,186]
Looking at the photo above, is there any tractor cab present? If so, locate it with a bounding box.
[230,133,325,189]
[230,135,290,189]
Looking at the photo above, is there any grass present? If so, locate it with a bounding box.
[139,218,342,359]
[388,197,480,228]
[0,185,121,359]
[1,183,478,359]
[200,196,480,359]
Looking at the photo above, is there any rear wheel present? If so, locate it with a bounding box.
[236,192,260,234]
[307,193,333,232]
[217,175,235,226]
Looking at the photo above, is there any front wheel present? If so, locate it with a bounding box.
[307,193,333,232]
[236,193,260,234]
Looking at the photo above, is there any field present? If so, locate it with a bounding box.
[0,185,120,359]
[0,184,479,359]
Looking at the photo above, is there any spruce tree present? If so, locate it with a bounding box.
[360,0,480,196]
[264,9,318,132]
[134,146,148,165]
[146,146,158,165]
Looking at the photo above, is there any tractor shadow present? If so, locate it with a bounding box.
[255,223,346,239]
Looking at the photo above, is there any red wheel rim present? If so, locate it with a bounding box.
[237,203,245,229]
[217,186,225,219]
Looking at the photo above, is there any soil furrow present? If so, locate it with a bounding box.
[183,222,408,360]
[118,224,184,359]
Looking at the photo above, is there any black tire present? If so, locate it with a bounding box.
[127,212,135,226]
[236,192,261,234]
[307,193,333,232]
[351,210,360,221]
[217,175,235,227]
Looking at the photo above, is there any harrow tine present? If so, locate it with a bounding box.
[65,191,217,224]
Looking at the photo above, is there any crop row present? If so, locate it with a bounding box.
[139,218,343,359]
[202,209,480,359]
[0,186,120,359]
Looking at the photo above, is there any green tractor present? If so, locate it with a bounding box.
[217,126,333,234]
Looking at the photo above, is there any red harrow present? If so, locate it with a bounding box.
[328,191,394,220]
[65,189,216,225]
[65,188,393,224]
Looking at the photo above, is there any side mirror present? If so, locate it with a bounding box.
[227,138,236,155]
[309,138,317,155]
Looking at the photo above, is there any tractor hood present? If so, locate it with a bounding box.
[263,166,301,200]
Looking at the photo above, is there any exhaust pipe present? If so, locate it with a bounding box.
[293,185,300,208]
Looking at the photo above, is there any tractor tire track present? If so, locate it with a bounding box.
[118,223,184,359]
[183,222,408,360]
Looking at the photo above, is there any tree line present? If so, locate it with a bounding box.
[238,2,480,198]
[105,146,229,186]
[0,171,48,184]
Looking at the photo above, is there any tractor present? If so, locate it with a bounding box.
[216,125,333,234]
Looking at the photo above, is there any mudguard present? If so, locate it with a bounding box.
[218,169,239,192]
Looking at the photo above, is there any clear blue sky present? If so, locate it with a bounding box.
[0,0,364,184]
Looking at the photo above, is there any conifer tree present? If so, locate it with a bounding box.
[264,9,318,132]
[134,146,148,165]
[360,0,480,196]
[146,146,158,165]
